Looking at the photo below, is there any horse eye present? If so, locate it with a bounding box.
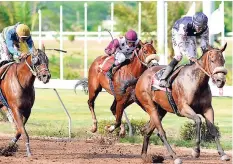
[144,50,148,54]
[32,57,39,64]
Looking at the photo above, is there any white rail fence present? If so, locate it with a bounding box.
[34,79,232,138]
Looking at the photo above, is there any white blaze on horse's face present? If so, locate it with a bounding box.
[209,43,228,88]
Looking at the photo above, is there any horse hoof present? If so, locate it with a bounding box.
[174,158,182,164]
[119,131,126,138]
[221,154,230,161]
[104,125,115,133]
[27,153,32,157]
[141,153,147,160]
[141,154,164,163]
[104,125,110,131]
[91,126,97,133]
[191,148,200,158]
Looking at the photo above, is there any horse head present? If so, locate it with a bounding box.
[202,43,228,88]
[137,40,159,67]
[30,45,51,83]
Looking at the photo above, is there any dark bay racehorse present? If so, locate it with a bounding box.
[0,47,51,157]
[75,41,159,136]
[135,43,229,163]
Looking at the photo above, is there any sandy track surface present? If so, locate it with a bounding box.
[0,136,231,164]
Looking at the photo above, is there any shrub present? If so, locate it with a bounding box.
[98,119,148,136]
[68,35,75,42]
[180,121,220,142]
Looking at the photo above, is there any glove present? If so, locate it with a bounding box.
[18,52,28,60]
[189,57,197,63]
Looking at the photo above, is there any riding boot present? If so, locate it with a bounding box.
[159,58,179,88]
[106,64,116,80]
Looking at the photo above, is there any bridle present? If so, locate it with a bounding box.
[194,50,227,82]
[24,53,49,77]
[133,43,156,68]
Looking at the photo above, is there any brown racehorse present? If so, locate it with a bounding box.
[0,47,51,157]
[135,43,229,163]
[75,41,159,136]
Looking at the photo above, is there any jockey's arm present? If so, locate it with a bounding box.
[5,29,21,57]
[200,27,209,51]
[176,32,190,59]
[104,39,119,55]
[25,36,35,53]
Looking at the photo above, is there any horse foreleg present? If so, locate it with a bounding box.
[180,104,202,158]
[107,100,125,133]
[141,118,155,159]
[88,85,102,133]
[202,107,230,161]
[151,110,178,160]
[110,99,125,137]
[110,98,134,137]
[13,110,31,157]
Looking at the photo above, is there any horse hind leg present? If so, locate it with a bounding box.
[88,84,102,133]
[202,107,230,161]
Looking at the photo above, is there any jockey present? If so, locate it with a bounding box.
[0,22,35,64]
[105,29,141,79]
[159,12,209,88]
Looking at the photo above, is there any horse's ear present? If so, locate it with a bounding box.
[42,43,45,52]
[207,44,212,50]
[138,40,145,47]
[220,42,227,52]
[150,40,153,44]
[32,44,37,54]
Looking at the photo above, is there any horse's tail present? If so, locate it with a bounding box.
[74,78,88,95]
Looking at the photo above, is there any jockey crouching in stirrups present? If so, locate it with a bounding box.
[0,23,35,123]
[159,12,209,88]
[0,22,35,65]
[105,29,141,80]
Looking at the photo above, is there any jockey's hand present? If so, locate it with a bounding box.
[189,57,197,63]
[19,52,28,60]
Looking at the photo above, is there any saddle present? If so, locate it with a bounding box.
[98,55,115,73]
[0,61,14,79]
[152,65,185,92]
[151,65,186,117]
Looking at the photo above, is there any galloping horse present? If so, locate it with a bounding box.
[0,47,51,157]
[75,41,159,135]
[135,43,229,163]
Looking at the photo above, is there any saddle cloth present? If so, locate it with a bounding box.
[98,55,115,73]
[151,65,184,92]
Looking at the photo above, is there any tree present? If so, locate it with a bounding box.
[0,2,38,31]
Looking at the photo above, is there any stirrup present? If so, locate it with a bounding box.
[106,72,113,80]
[159,79,170,88]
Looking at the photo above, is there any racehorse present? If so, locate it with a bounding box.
[75,41,159,136]
[135,43,229,163]
[0,46,51,157]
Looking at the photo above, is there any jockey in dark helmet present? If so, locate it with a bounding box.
[104,29,142,80]
[159,12,209,88]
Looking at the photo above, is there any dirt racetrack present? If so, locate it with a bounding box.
[0,136,231,164]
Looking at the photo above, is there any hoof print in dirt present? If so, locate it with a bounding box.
[142,154,164,163]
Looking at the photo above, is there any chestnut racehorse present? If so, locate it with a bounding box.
[135,43,229,163]
[75,41,159,136]
[0,47,51,157]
